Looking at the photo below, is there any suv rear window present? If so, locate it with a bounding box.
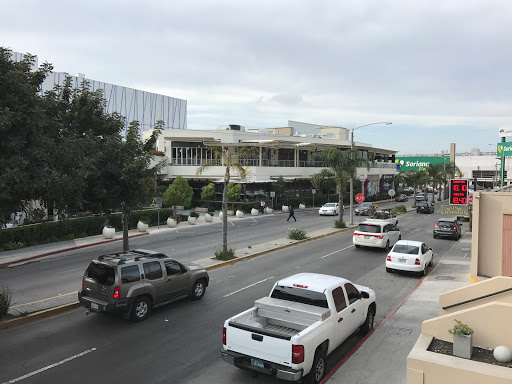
[356,224,381,233]
[86,263,115,286]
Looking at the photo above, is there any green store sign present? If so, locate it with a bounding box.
[394,156,450,172]
[497,142,512,157]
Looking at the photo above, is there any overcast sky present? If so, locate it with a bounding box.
[3,0,511,155]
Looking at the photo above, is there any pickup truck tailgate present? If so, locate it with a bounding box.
[226,323,292,365]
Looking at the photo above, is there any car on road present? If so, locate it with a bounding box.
[355,202,377,216]
[433,217,462,240]
[415,192,427,202]
[416,201,434,214]
[78,249,209,322]
[386,240,433,276]
[395,194,408,202]
[353,221,401,250]
[367,209,399,225]
[318,202,339,216]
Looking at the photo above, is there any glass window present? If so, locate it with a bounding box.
[85,263,115,286]
[121,265,140,284]
[393,244,420,255]
[143,261,163,280]
[164,260,183,276]
[332,287,347,312]
[355,224,381,233]
[271,286,329,308]
[344,283,360,305]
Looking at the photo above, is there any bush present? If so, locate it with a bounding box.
[392,205,407,214]
[288,228,308,240]
[0,286,13,319]
[334,220,346,229]
[214,248,236,261]
[189,211,199,218]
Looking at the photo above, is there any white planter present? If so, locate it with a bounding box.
[282,205,289,212]
[452,334,473,359]
[188,216,197,225]
[265,207,273,214]
[236,210,244,218]
[251,208,259,216]
[219,211,223,221]
[299,204,306,209]
[137,221,148,232]
[204,213,213,222]
[166,218,177,228]
[102,226,115,239]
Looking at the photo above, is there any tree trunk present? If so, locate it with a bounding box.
[222,180,228,252]
[122,209,129,252]
[339,191,344,223]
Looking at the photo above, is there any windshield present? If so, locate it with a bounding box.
[359,203,371,208]
[271,286,329,308]
[374,212,390,219]
[392,245,419,255]
[356,224,381,233]
[323,203,336,207]
[417,202,427,207]
[438,221,455,227]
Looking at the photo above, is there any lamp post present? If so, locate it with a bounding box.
[349,122,392,225]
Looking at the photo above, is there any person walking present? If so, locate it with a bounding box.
[286,206,296,222]
[260,200,266,214]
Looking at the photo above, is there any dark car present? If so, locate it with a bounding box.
[395,194,408,202]
[433,218,462,240]
[416,201,434,214]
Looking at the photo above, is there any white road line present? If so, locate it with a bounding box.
[223,277,275,298]
[320,245,354,259]
[2,348,96,384]
[251,218,257,222]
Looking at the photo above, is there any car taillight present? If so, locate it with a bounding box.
[377,235,383,239]
[223,327,226,345]
[453,224,457,230]
[434,223,438,229]
[82,276,84,290]
[386,255,391,261]
[415,258,421,265]
[113,286,120,299]
[292,344,304,364]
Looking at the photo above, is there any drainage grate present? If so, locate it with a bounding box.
[435,276,456,280]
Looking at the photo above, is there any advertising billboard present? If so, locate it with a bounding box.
[394,156,450,172]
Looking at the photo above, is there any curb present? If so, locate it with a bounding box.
[0,232,150,269]
[0,225,352,329]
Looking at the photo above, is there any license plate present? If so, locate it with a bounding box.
[251,359,264,369]
[398,258,407,263]
[90,303,99,310]
[364,236,370,239]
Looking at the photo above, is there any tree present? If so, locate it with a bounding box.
[427,163,445,202]
[403,170,430,207]
[442,162,462,200]
[196,146,252,252]
[201,183,216,211]
[163,175,194,216]
[272,176,286,206]
[311,169,336,201]
[315,148,369,222]
[227,183,242,210]
[0,48,52,222]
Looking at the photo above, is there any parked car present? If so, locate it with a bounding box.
[416,201,434,214]
[355,202,377,216]
[386,240,433,276]
[367,209,399,225]
[221,273,376,383]
[415,192,427,202]
[78,249,209,322]
[318,202,339,216]
[433,217,462,240]
[353,221,401,250]
[395,194,408,202]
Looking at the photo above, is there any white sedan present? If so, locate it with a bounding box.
[319,202,339,216]
[386,240,433,276]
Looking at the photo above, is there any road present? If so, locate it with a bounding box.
[0,198,466,384]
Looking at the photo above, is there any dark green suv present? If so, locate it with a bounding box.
[78,249,209,321]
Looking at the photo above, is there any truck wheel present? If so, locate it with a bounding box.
[307,350,326,384]
[191,279,206,300]
[360,306,375,334]
[132,296,151,322]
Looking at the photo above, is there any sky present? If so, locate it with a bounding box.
[2,0,512,155]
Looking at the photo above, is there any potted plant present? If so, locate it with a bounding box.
[137,220,149,232]
[236,207,244,218]
[102,225,115,239]
[449,319,474,359]
[299,203,306,209]
[166,217,177,228]
[204,213,213,222]
[188,211,199,225]
[251,208,259,216]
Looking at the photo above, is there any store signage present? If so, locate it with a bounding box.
[449,179,468,205]
[441,205,469,215]
[499,127,512,137]
[394,156,449,172]
[497,142,512,156]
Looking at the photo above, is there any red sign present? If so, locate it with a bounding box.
[449,179,468,205]
[468,195,473,204]
[355,194,365,203]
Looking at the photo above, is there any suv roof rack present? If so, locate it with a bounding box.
[96,250,168,265]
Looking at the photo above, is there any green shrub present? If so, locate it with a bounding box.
[189,211,200,218]
[392,205,407,214]
[334,220,346,229]
[288,228,308,240]
[0,286,13,319]
[214,248,236,261]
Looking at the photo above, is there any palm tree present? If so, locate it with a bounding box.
[442,162,462,200]
[427,163,445,203]
[403,170,430,208]
[315,148,369,222]
[311,169,336,201]
[196,146,253,252]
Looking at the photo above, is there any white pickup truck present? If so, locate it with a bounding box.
[221,273,377,383]
[366,210,399,225]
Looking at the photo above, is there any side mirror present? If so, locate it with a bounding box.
[361,291,370,299]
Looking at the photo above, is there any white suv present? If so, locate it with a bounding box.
[353,221,401,250]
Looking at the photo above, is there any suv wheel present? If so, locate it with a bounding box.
[132,296,151,322]
[191,279,206,300]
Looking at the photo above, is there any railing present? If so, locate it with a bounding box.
[370,162,396,169]
[171,158,221,166]
[441,287,512,310]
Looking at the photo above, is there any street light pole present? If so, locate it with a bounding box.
[349,122,392,225]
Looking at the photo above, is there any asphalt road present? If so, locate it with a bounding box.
[0,198,466,384]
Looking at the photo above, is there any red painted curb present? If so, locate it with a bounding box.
[321,275,426,383]
[0,232,150,268]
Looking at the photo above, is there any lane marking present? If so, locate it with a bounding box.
[320,245,354,259]
[11,292,78,308]
[223,277,275,298]
[2,348,96,384]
